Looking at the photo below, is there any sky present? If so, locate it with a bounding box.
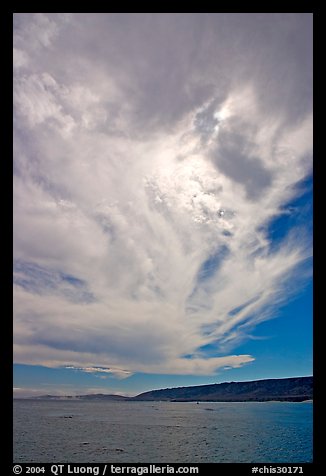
[13,13,313,398]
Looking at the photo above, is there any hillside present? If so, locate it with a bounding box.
[22,376,313,402]
[133,376,313,402]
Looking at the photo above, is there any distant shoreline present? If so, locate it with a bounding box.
[13,376,313,402]
[14,397,313,403]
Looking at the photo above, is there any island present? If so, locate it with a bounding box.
[26,376,313,402]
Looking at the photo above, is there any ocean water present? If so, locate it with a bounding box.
[13,400,312,463]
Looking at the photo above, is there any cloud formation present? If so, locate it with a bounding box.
[13,13,312,377]
[65,366,132,379]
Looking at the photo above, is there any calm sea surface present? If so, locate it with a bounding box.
[13,400,312,463]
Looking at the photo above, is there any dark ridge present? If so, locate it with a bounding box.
[132,376,313,402]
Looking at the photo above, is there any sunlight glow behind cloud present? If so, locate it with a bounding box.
[13,13,312,378]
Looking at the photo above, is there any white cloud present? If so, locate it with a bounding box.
[13,14,312,378]
[65,366,132,379]
[13,73,76,134]
[13,13,64,51]
[13,48,29,69]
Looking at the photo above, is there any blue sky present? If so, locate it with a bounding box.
[14,280,312,396]
[13,13,312,397]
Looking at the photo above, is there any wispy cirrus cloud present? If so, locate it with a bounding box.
[13,13,312,377]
